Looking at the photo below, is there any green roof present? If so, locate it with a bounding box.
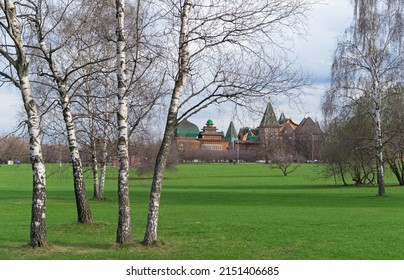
[175,119,199,138]
[239,127,259,141]
[260,102,278,127]
[225,121,238,142]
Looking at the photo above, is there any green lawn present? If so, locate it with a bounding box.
[0,163,403,260]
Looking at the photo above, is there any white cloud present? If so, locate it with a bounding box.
[0,86,21,134]
[295,1,353,83]
[0,1,354,134]
[188,1,354,132]
[284,0,353,124]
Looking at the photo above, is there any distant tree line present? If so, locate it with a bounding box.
[0,136,71,164]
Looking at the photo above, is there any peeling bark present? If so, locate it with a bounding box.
[98,95,110,200]
[91,138,101,200]
[143,127,175,245]
[88,93,101,200]
[34,12,93,223]
[374,93,385,196]
[61,94,93,223]
[116,0,131,244]
[143,0,192,246]
[98,155,107,200]
[23,75,47,247]
[0,0,47,247]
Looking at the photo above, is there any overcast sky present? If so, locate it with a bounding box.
[190,0,354,132]
[0,0,354,134]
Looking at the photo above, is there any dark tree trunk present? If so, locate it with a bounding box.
[62,97,93,223]
[72,159,93,223]
[389,162,404,186]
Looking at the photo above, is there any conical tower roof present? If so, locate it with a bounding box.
[278,112,287,124]
[260,101,278,127]
[225,121,238,142]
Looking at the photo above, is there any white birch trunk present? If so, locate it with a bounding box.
[91,130,100,200]
[143,0,192,246]
[369,8,385,195]
[98,142,107,200]
[98,94,110,200]
[22,74,47,247]
[36,22,93,223]
[374,88,385,196]
[88,95,101,200]
[61,93,93,223]
[368,5,385,196]
[1,0,47,247]
[116,0,131,244]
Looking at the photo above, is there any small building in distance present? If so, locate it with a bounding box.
[199,119,229,151]
[173,101,322,162]
[175,119,229,153]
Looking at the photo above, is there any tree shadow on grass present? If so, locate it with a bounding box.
[0,239,157,260]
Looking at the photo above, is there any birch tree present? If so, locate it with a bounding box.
[0,0,47,247]
[87,78,115,201]
[115,0,131,244]
[143,0,314,245]
[60,0,117,201]
[73,81,114,201]
[80,75,102,200]
[73,48,116,201]
[98,90,113,199]
[27,0,102,222]
[324,0,404,196]
[114,0,167,244]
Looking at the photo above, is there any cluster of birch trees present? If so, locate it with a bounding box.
[322,0,404,194]
[0,0,313,247]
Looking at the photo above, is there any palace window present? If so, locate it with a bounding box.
[201,144,223,151]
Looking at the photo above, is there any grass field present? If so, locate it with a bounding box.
[1,162,404,260]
